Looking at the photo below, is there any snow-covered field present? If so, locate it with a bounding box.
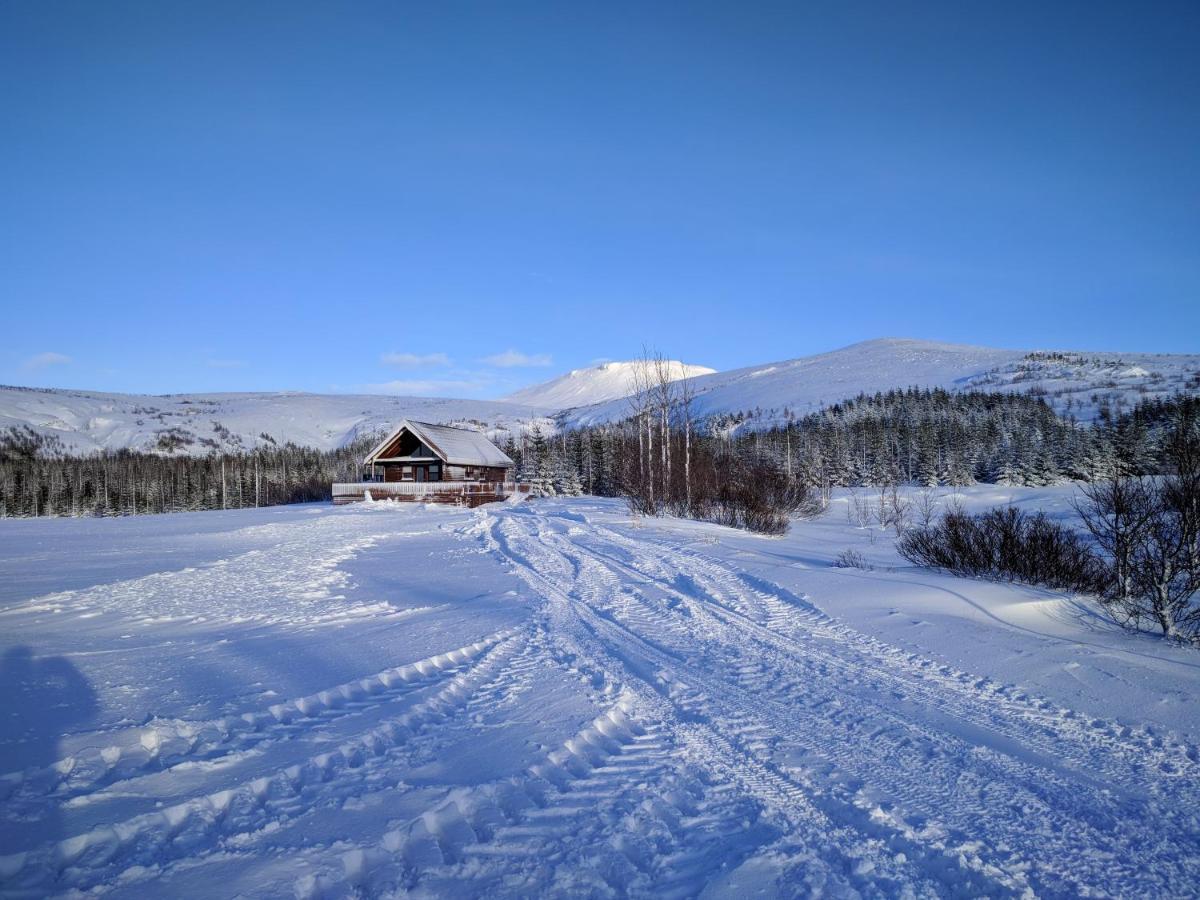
[2,489,1199,897]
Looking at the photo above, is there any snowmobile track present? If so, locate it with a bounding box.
[475,505,1200,898]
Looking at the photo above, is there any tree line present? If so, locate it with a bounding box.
[0,427,375,518]
[503,382,1197,529]
[3,383,1196,531]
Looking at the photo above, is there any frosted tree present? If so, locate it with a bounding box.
[554,457,583,496]
[518,426,556,497]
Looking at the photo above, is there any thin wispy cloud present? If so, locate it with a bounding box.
[206,358,247,369]
[22,351,72,370]
[481,349,553,368]
[381,351,452,368]
[364,377,494,397]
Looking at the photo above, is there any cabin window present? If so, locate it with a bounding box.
[429,465,440,480]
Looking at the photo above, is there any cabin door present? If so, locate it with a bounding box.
[414,466,426,482]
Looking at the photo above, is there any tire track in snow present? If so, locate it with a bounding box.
[588,518,1200,793]
[477,511,1003,897]
[0,627,509,813]
[573,518,1200,896]
[0,631,526,895]
[478,506,1200,897]
[305,688,781,900]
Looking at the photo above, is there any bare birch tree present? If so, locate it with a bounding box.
[677,363,697,513]
[625,350,655,513]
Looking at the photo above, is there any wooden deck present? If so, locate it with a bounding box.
[332,481,529,507]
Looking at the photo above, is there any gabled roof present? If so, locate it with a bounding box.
[363,420,514,468]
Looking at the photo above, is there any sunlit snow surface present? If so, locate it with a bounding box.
[1,490,1198,897]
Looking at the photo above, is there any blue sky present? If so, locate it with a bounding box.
[2,1,1197,398]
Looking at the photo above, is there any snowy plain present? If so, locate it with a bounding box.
[1,489,1199,898]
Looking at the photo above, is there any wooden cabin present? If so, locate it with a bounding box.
[332,420,520,506]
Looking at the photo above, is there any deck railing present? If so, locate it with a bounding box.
[332,481,528,504]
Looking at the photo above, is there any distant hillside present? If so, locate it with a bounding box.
[504,360,715,409]
[4,340,1196,456]
[0,387,553,456]
[559,339,1200,432]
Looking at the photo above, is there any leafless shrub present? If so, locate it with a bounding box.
[692,451,822,535]
[898,506,1104,593]
[876,483,910,533]
[832,549,872,570]
[1075,419,1200,642]
[848,490,873,529]
[914,487,942,530]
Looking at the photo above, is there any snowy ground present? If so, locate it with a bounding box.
[1,489,1198,897]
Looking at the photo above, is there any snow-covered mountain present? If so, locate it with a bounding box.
[504,360,716,409]
[560,338,1200,431]
[0,386,553,456]
[3,339,1196,456]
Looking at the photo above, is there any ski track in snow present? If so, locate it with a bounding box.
[1,499,1199,897]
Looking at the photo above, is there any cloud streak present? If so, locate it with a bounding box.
[481,349,553,368]
[364,378,493,397]
[381,352,451,368]
[22,352,72,370]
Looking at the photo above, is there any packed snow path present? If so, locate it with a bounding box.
[1,496,1198,897]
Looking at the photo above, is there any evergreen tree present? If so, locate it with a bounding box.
[519,427,555,497]
[554,456,583,496]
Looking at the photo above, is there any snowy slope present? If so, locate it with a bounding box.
[561,338,1200,431]
[503,360,716,409]
[0,386,553,456]
[1,489,1198,896]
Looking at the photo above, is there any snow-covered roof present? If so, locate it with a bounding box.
[364,420,514,468]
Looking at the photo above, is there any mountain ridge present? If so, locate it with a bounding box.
[3,339,1197,455]
[557,338,1200,431]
